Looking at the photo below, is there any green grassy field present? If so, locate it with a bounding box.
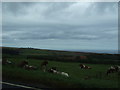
[2,47,120,88]
[3,58,119,88]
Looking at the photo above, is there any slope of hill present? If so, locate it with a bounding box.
[1,47,120,64]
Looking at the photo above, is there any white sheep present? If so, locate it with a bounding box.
[50,69,69,77]
[60,72,69,77]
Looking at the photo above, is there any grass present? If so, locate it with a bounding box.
[3,58,119,88]
[2,47,119,88]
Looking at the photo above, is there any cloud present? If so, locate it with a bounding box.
[2,2,118,50]
[2,2,117,26]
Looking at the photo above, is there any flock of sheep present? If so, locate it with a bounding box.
[2,59,120,77]
[2,59,69,77]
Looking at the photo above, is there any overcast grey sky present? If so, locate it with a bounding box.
[2,2,118,51]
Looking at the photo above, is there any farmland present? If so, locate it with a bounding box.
[2,47,120,88]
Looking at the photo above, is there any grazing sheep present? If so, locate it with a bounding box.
[41,60,48,72]
[6,60,12,64]
[48,68,54,73]
[85,66,92,69]
[2,59,12,65]
[79,64,85,69]
[24,65,38,70]
[48,68,69,77]
[41,60,48,67]
[48,68,58,73]
[79,64,91,69]
[114,65,120,72]
[106,65,120,75]
[51,67,57,71]
[60,72,69,77]
[18,60,28,68]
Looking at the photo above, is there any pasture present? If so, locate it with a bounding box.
[3,58,119,88]
[2,47,120,88]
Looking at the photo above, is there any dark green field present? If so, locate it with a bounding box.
[2,47,120,88]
